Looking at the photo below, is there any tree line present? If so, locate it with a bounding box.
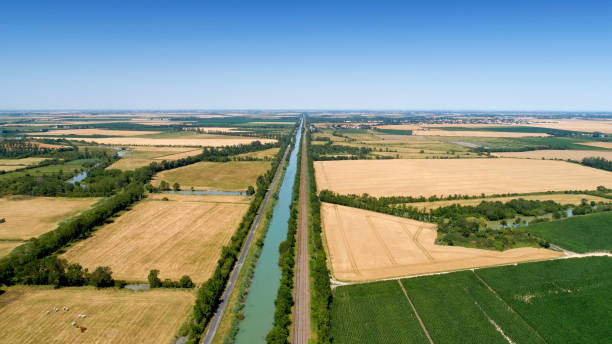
[0,183,144,286]
[319,190,612,251]
[266,138,301,343]
[581,157,612,172]
[311,141,372,160]
[305,131,332,343]
[148,269,194,289]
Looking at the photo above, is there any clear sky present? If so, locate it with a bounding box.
[1,0,611,111]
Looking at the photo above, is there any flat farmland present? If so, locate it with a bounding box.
[494,149,612,160]
[525,211,612,253]
[578,141,612,149]
[0,196,101,240]
[476,257,612,343]
[0,157,48,172]
[0,286,194,344]
[322,203,560,281]
[62,195,249,282]
[315,158,612,197]
[527,119,612,134]
[331,257,612,344]
[405,193,609,210]
[413,129,548,137]
[152,160,270,191]
[28,129,162,136]
[331,281,429,344]
[61,136,275,147]
[106,147,201,170]
[235,147,280,159]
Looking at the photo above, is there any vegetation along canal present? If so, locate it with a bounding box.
[233,121,303,343]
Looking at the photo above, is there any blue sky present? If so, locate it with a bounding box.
[1,0,611,110]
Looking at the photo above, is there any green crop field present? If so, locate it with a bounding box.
[525,211,612,253]
[476,257,612,344]
[401,271,543,344]
[331,281,429,344]
[331,257,612,344]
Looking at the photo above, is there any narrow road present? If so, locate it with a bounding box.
[201,137,293,344]
[292,121,310,344]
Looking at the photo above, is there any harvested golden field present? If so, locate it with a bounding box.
[29,129,161,136]
[321,203,561,281]
[413,129,548,137]
[0,286,193,344]
[493,150,612,160]
[62,195,249,282]
[578,141,612,149]
[152,149,202,160]
[315,158,612,197]
[147,192,250,204]
[190,127,244,133]
[152,160,270,191]
[106,147,201,170]
[0,196,101,240]
[61,136,275,147]
[405,193,610,210]
[0,157,48,172]
[527,119,612,134]
[235,147,280,159]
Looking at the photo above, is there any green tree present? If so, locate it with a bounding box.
[88,266,114,288]
[246,185,255,195]
[65,263,87,286]
[173,182,180,191]
[159,180,170,191]
[148,269,162,288]
[179,275,194,288]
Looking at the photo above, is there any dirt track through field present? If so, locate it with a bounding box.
[397,280,434,344]
[322,203,561,281]
[292,124,310,344]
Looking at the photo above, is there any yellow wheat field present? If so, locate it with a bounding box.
[62,195,248,282]
[0,197,101,240]
[322,203,561,281]
[527,119,612,134]
[0,286,193,344]
[412,129,548,137]
[152,160,270,191]
[578,142,612,149]
[315,158,612,197]
[493,150,612,160]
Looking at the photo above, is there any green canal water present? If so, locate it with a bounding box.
[234,122,302,344]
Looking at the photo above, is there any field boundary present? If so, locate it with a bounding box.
[396,280,434,344]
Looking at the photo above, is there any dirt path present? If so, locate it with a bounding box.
[396,280,434,344]
[292,121,311,344]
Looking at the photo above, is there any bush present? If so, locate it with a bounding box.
[89,266,114,288]
[180,275,194,288]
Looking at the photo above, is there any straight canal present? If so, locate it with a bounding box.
[233,121,302,343]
